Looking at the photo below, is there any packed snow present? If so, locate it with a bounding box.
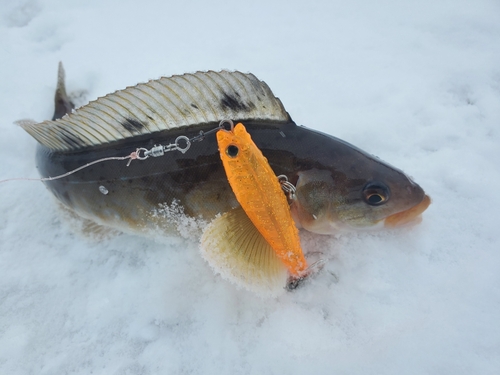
[1,0,499,374]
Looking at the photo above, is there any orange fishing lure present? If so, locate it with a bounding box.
[216,123,308,276]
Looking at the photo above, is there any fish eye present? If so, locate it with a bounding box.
[363,182,390,206]
[226,145,239,158]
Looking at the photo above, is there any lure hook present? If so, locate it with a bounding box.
[277,175,296,200]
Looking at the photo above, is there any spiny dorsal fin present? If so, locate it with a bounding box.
[21,69,290,152]
[200,206,288,297]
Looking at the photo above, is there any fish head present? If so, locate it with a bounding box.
[290,160,430,234]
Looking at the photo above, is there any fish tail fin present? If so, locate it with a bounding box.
[200,206,288,296]
[52,62,74,120]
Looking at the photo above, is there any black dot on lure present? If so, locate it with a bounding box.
[226,145,239,158]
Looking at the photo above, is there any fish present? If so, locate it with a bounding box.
[20,64,430,293]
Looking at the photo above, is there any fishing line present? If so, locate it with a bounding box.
[1,120,293,194]
[0,154,137,184]
[0,120,230,184]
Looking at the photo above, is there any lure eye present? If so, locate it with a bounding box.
[363,182,390,206]
[226,145,239,158]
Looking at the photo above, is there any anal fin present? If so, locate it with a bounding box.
[57,202,120,241]
[200,206,288,296]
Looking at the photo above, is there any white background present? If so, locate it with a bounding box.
[1,0,499,374]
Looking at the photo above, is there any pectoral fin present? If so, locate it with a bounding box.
[200,206,288,296]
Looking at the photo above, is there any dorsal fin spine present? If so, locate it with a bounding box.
[120,86,166,132]
[176,74,216,122]
[186,73,222,120]
[149,80,190,125]
[64,115,113,144]
[133,84,176,130]
[110,91,154,133]
[169,77,206,124]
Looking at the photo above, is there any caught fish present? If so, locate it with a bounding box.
[20,64,430,293]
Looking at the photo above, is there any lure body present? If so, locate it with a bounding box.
[216,123,307,276]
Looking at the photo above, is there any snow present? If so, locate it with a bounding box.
[1,0,500,373]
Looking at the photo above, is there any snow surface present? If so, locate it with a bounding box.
[1,0,500,374]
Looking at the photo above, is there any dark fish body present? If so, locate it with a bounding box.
[24,66,429,237]
[36,120,425,234]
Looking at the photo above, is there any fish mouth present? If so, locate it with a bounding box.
[384,195,431,228]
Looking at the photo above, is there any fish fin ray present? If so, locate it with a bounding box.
[22,68,291,151]
[56,202,121,241]
[200,206,288,296]
[52,62,75,120]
